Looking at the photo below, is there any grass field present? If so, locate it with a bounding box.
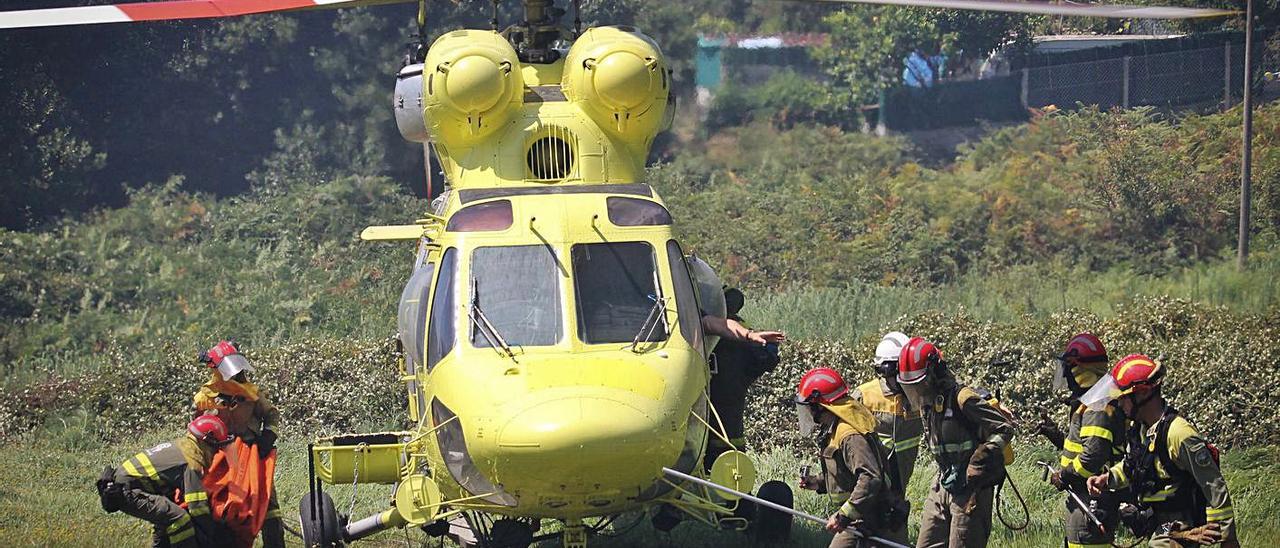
[743,251,1280,345]
[3,421,1277,547]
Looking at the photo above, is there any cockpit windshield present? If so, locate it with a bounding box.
[572,242,667,345]
[469,245,562,348]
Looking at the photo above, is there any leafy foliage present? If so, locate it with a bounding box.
[653,104,1280,289]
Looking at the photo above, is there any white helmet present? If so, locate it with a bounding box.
[875,331,911,365]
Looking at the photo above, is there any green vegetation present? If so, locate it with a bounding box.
[2,10,1279,541]
[654,105,1280,289]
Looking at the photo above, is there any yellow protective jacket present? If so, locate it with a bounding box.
[816,397,896,527]
[193,374,281,438]
[851,378,923,494]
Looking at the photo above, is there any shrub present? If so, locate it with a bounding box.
[744,295,1280,451]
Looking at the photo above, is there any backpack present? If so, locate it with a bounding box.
[955,386,1017,466]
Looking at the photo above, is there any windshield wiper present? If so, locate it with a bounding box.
[630,268,670,352]
[469,277,518,362]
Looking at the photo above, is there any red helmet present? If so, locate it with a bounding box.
[898,337,941,385]
[199,340,254,381]
[188,415,232,446]
[1080,354,1165,410]
[1061,333,1108,367]
[796,367,849,404]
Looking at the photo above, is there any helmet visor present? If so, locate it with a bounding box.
[796,403,820,437]
[1051,358,1069,392]
[216,353,254,381]
[1080,374,1121,411]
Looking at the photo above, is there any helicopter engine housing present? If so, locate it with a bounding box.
[394,63,428,143]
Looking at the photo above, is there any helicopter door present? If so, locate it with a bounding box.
[396,261,435,420]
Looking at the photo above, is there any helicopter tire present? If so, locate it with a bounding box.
[299,491,345,548]
[751,480,794,543]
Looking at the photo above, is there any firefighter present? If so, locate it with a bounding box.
[1035,333,1127,548]
[96,415,234,548]
[1084,355,1240,548]
[850,331,923,500]
[795,367,909,547]
[193,340,284,548]
[897,337,1015,548]
[704,287,780,469]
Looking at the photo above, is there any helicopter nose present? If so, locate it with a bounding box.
[492,397,677,499]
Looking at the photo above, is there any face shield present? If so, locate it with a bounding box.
[796,402,821,437]
[1051,358,1070,392]
[1079,373,1121,411]
[216,353,255,381]
[899,381,934,412]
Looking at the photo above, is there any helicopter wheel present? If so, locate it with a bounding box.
[299,491,345,547]
[751,480,794,543]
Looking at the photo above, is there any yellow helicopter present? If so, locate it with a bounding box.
[0,0,1239,545]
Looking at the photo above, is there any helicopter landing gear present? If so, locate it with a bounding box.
[751,480,794,542]
[299,491,345,548]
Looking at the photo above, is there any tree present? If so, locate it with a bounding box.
[813,7,1032,105]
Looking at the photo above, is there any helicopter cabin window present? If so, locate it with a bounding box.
[426,248,457,371]
[665,240,702,352]
[397,262,436,371]
[469,245,562,348]
[572,242,667,345]
[445,200,513,232]
[606,197,672,227]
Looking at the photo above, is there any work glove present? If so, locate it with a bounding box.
[1048,470,1067,491]
[1035,416,1065,450]
[256,428,277,459]
[798,475,823,492]
[1164,522,1225,545]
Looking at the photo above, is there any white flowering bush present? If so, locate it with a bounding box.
[745,296,1280,450]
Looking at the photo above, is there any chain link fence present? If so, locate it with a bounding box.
[1026,43,1246,110]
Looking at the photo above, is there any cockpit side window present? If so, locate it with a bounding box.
[665,240,703,353]
[469,245,563,348]
[572,242,666,345]
[427,248,457,371]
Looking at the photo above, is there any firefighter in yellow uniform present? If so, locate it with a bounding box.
[850,331,923,498]
[1035,333,1127,548]
[96,416,233,548]
[896,337,1015,548]
[193,340,285,548]
[795,367,909,547]
[1084,355,1239,548]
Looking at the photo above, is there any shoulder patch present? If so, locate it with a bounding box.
[146,442,173,456]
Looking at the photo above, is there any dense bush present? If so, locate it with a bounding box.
[0,174,420,379]
[0,338,402,442]
[745,295,1280,451]
[653,104,1280,289]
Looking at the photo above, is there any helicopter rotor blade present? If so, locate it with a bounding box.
[799,0,1238,19]
[0,0,415,30]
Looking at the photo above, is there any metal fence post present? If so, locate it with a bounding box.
[1020,68,1029,108]
[1122,56,1131,108]
[1225,42,1232,106]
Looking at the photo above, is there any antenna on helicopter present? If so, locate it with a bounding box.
[489,0,499,31]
